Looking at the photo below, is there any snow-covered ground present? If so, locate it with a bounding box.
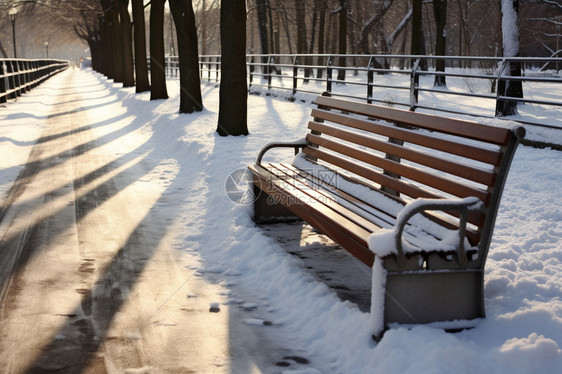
[1,68,561,373]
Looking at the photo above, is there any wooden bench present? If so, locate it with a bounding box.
[248,93,525,339]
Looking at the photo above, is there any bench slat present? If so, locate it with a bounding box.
[302,146,439,200]
[280,162,483,244]
[267,163,385,233]
[314,96,513,146]
[304,139,491,204]
[249,164,375,266]
[310,108,503,166]
[307,121,496,186]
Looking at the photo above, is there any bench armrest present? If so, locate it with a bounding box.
[256,138,307,166]
[370,197,483,267]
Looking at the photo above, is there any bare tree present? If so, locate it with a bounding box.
[103,0,124,82]
[132,0,149,92]
[169,0,203,113]
[217,0,248,136]
[118,0,135,87]
[433,0,447,86]
[337,0,347,81]
[150,0,169,100]
[497,0,523,116]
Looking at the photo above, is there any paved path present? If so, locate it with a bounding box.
[0,71,266,373]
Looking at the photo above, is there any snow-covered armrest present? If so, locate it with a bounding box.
[256,138,307,166]
[368,196,483,267]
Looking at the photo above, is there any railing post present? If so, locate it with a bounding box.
[495,59,509,117]
[410,57,421,111]
[31,60,37,88]
[367,56,375,104]
[24,61,30,92]
[292,55,299,98]
[0,62,6,104]
[215,56,220,82]
[326,55,334,93]
[267,55,272,90]
[14,61,22,98]
[248,55,254,88]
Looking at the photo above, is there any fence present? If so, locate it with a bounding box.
[0,59,69,104]
[192,54,562,130]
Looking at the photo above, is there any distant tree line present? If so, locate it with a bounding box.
[0,0,560,126]
[0,0,248,136]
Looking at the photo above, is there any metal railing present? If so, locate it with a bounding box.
[0,59,69,103]
[192,54,562,130]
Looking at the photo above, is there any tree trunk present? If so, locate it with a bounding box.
[150,0,169,100]
[99,13,114,79]
[108,0,124,82]
[337,0,347,81]
[496,0,523,116]
[217,0,248,136]
[316,0,326,79]
[201,0,207,55]
[169,0,203,113]
[295,0,311,79]
[432,0,447,87]
[410,0,427,70]
[119,0,135,87]
[132,0,150,93]
[256,0,269,74]
[279,3,293,54]
[267,0,275,54]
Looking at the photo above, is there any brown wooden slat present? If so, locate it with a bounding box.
[279,162,483,243]
[304,139,490,203]
[266,163,385,233]
[249,165,375,266]
[252,164,372,243]
[307,121,496,186]
[273,163,473,246]
[313,95,513,146]
[310,109,503,166]
[278,163,398,227]
[301,147,442,201]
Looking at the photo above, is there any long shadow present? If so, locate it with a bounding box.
[0,73,157,302]
[25,153,169,372]
[0,71,196,372]
[22,127,191,373]
[0,111,143,212]
[2,96,126,122]
[0,136,36,147]
[1,70,310,372]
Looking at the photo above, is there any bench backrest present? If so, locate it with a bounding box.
[304,94,525,268]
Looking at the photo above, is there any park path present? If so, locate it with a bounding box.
[0,70,254,373]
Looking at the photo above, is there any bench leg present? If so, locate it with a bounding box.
[252,185,300,224]
[383,270,484,325]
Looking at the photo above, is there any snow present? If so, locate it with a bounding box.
[367,196,483,257]
[369,257,387,339]
[1,68,561,373]
[501,0,520,57]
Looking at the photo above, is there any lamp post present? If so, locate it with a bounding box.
[44,42,49,58]
[9,8,17,58]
